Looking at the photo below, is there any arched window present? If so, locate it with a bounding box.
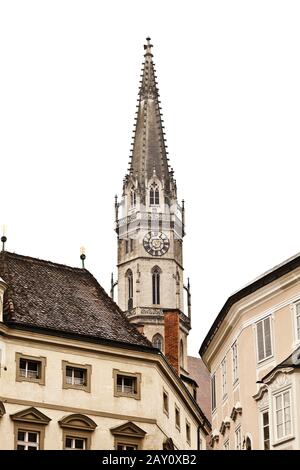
[130,188,136,207]
[149,183,159,205]
[180,340,184,368]
[152,266,161,304]
[152,333,163,351]
[126,269,133,310]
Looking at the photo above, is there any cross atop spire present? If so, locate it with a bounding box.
[126,39,175,201]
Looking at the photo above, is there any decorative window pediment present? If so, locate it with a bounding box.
[10,407,51,425]
[58,414,97,432]
[0,401,6,417]
[110,421,146,439]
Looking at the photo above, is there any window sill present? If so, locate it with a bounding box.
[272,435,295,447]
[257,355,275,368]
[114,392,140,400]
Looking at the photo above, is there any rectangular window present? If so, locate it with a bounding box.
[275,390,292,440]
[62,361,91,392]
[175,405,180,430]
[17,430,39,450]
[113,370,141,400]
[130,239,134,252]
[117,444,138,450]
[211,374,216,411]
[66,366,87,386]
[262,411,270,450]
[221,358,227,398]
[224,439,230,450]
[125,240,129,254]
[163,390,169,415]
[296,303,300,341]
[186,421,191,444]
[256,316,272,362]
[232,341,238,383]
[235,426,242,450]
[65,436,86,450]
[16,353,46,385]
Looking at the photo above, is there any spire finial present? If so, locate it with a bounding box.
[80,246,86,269]
[1,225,7,252]
[144,37,153,56]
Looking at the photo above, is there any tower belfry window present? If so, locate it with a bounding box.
[150,184,159,206]
[152,266,161,305]
[130,188,136,207]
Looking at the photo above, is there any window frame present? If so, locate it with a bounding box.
[152,267,160,305]
[14,422,45,450]
[262,410,270,450]
[232,341,238,384]
[113,369,141,400]
[221,357,227,399]
[163,389,169,416]
[223,439,230,450]
[186,420,191,445]
[175,405,181,431]
[211,373,216,412]
[62,361,92,393]
[273,388,293,444]
[63,431,90,450]
[294,301,300,343]
[235,425,242,450]
[15,353,46,385]
[256,316,273,363]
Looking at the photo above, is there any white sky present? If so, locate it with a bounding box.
[1,1,300,356]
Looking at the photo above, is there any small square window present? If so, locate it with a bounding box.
[16,353,46,385]
[113,370,141,400]
[17,430,39,450]
[62,361,91,392]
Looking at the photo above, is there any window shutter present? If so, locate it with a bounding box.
[264,317,272,358]
[257,321,265,361]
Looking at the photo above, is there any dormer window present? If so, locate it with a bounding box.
[150,183,159,205]
[130,188,136,207]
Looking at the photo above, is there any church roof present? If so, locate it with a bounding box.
[127,38,173,194]
[0,251,152,350]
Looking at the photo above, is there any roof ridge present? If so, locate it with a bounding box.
[4,251,84,273]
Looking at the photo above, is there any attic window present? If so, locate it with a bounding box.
[16,353,46,385]
[62,361,92,392]
[113,370,141,400]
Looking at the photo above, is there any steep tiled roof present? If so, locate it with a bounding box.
[0,251,152,349]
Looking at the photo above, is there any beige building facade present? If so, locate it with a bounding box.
[200,253,300,450]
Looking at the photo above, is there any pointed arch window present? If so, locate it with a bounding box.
[180,340,184,369]
[152,333,163,351]
[152,266,161,305]
[126,269,133,310]
[130,188,136,207]
[150,183,159,206]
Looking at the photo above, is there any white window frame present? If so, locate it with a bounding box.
[223,439,230,450]
[211,373,216,412]
[65,436,86,450]
[256,316,273,363]
[235,426,242,450]
[273,388,293,443]
[17,430,39,450]
[261,410,270,450]
[232,341,238,384]
[221,357,227,398]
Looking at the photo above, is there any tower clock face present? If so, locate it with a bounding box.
[143,231,170,256]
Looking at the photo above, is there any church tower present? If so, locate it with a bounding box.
[114,38,191,373]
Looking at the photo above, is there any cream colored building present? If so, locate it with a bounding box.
[200,253,300,450]
[0,252,209,450]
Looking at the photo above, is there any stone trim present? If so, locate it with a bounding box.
[15,352,46,385]
[113,369,141,400]
[62,360,92,393]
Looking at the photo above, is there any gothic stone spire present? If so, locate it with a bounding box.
[128,38,172,197]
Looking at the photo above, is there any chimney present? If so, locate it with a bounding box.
[164,309,180,374]
[0,277,7,322]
